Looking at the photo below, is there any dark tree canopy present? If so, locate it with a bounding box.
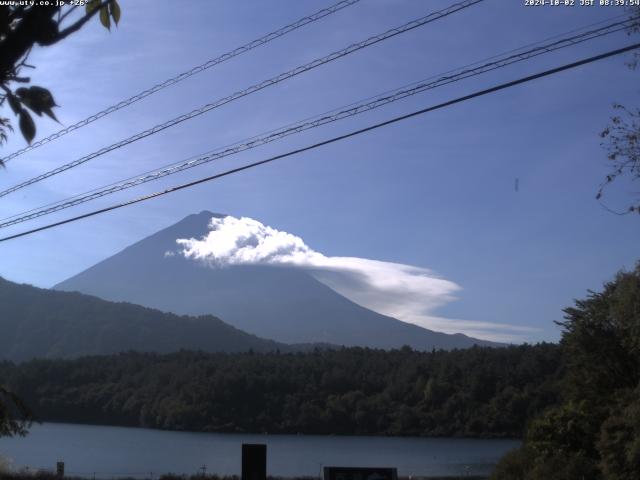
[0,385,32,437]
[492,263,640,480]
[0,344,562,438]
[0,0,120,156]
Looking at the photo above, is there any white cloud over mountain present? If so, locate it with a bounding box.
[176,216,536,342]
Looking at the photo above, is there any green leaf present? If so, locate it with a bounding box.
[28,86,57,109]
[109,0,121,26]
[16,87,41,116]
[15,86,59,121]
[86,0,101,14]
[99,6,111,30]
[7,94,21,115]
[19,110,35,144]
[40,106,59,123]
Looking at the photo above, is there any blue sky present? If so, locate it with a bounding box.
[0,0,638,342]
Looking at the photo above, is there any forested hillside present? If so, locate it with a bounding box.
[492,264,640,480]
[0,277,290,361]
[0,344,561,438]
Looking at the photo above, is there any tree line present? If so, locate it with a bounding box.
[0,342,561,439]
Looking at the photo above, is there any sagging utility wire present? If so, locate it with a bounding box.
[0,0,484,199]
[0,0,363,164]
[2,41,638,243]
[0,15,635,230]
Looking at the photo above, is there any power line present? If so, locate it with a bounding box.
[0,15,635,229]
[0,0,362,165]
[1,42,638,243]
[0,0,484,199]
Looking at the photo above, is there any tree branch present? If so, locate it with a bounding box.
[58,5,79,25]
[55,1,111,42]
[0,6,58,76]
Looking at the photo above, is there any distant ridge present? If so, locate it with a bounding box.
[55,211,501,350]
[0,276,294,362]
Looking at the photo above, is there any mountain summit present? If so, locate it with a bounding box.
[55,211,499,349]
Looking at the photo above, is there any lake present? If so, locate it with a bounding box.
[0,423,519,478]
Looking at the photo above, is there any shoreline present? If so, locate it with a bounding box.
[24,421,522,442]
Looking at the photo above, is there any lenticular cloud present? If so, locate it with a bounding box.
[176,216,457,312]
[176,216,534,342]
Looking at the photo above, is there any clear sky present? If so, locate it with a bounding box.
[0,0,638,343]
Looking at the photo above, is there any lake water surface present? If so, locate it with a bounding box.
[0,423,519,478]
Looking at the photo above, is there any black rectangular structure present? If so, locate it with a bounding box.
[323,467,398,480]
[241,443,267,480]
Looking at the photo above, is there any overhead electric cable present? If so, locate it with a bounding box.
[1,41,638,243]
[0,0,362,164]
[0,15,635,228]
[0,0,483,199]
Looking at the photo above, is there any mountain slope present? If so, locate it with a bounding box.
[0,277,290,362]
[55,211,499,350]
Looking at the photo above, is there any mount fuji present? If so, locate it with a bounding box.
[55,211,500,350]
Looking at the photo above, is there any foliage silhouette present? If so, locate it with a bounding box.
[0,0,120,154]
[492,263,640,479]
